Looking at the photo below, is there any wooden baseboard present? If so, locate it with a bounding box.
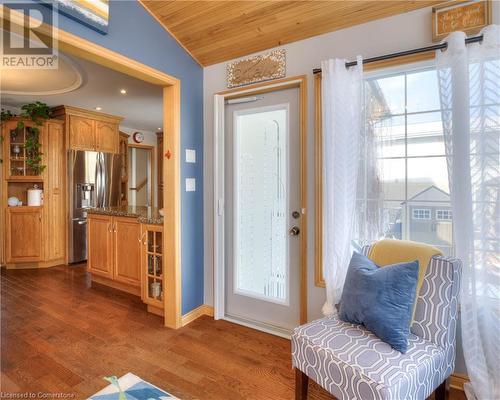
[4,258,66,269]
[181,304,214,326]
[91,274,141,297]
[450,373,469,392]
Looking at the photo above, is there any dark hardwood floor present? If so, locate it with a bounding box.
[1,265,466,399]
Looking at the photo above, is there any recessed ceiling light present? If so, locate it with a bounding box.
[157,128,162,130]
[95,106,102,111]
[120,89,127,94]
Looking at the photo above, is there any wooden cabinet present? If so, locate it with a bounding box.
[96,121,119,153]
[87,214,114,279]
[141,224,164,313]
[114,217,142,286]
[87,214,164,314]
[3,118,45,180]
[87,214,141,287]
[44,121,66,262]
[6,207,43,262]
[52,105,122,153]
[2,118,65,268]
[69,116,94,151]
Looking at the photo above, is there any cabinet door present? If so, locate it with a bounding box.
[96,121,118,153]
[141,225,164,308]
[113,217,142,286]
[87,215,113,278]
[6,207,43,262]
[45,122,65,261]
[5,119,45,179]
[69,116,95,151]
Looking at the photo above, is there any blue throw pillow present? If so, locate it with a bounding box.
[339,252,419,353]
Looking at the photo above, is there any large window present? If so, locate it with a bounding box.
[314,62,455,286]
[357,66,454,256]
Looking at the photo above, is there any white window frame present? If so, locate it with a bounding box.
[412,208,432,220]
[436,209,453,221]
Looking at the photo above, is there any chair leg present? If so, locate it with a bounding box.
[435,379,449,400]
[295,368,309,400]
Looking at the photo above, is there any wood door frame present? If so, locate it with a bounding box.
[0,6,181,329]
[128,144,156,207]
[213,75,308,328]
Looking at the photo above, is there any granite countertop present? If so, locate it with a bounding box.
[87,206,163,225]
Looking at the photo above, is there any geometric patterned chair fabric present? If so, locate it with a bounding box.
[292,245,462,400]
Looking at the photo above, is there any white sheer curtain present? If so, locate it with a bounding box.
[436,26,500,400]
[321,56,364,315]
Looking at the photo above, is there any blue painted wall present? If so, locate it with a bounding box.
[30,0,204,315]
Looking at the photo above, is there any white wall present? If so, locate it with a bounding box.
[203,4,499,372]
[120,126,159,207]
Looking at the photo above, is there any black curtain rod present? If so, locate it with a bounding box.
[312,35,483,74]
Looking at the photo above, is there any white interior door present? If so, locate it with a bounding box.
[224,88,301,335]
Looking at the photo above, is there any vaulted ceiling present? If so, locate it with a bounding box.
[139,1,442,66]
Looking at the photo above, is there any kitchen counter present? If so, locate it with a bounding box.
[87,206,163,225]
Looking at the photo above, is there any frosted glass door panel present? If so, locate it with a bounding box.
[234,106,289,304]
[224,86,300,334]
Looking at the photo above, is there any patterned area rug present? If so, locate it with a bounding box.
[89,373,177,400]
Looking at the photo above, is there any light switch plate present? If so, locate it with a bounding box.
[186,178,196,192]
[186,149,196,163]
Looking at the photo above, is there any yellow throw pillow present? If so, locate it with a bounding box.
[368,239,442,322]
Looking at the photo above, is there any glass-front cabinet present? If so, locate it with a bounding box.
[4,119,44,180]
[141,224,164,312]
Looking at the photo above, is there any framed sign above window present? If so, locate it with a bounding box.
[432,0,492,42]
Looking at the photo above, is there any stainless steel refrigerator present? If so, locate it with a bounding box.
[68,150,122,263]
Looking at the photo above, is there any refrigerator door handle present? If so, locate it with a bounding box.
[96,152,103,207]
[101,152,109,207]
[95,152,100,206]
[99,152,105,207]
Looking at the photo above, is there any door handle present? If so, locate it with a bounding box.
[289,226,300,236]
[138,232,146,243]
[107,222,112,233]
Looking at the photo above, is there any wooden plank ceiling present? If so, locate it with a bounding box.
[139,1,443,66]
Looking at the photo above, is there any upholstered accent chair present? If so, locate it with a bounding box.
[292,245,462,400]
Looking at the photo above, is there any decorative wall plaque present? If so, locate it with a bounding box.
[432,0,491,42]
[226,49,286,88]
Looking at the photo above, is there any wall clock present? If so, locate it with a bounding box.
[133,132,144,143]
